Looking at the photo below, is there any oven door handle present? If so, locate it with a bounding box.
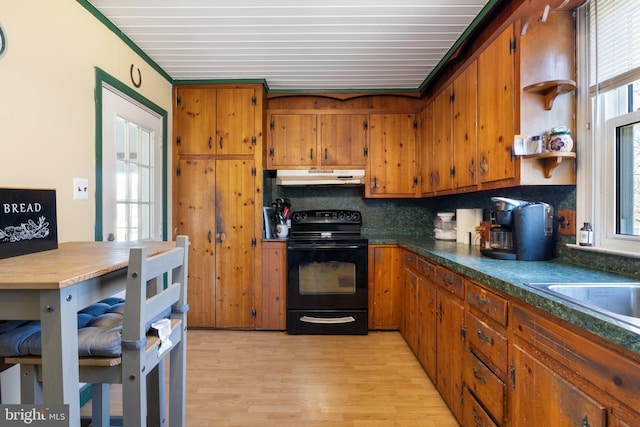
[288,244,365,250]
[299,315,356,324]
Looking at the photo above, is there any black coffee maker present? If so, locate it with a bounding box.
[481,197,554,261]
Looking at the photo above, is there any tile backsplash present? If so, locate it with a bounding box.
[265,174,639,280]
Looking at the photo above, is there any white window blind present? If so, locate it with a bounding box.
[590,0,640,92]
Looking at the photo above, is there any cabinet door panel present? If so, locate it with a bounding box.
[320,114,367,167]
[478,26,516,185]
[419,103,435,195]
[367,113,417,197]
[511,344,606,427]
[261,241,286,330]
[436,291,464,422]
[176,158,216,327]
[268,114,317,167]
[417,275,437,381]
[215,159,256,328]
[176,88,216,155]
[369,246,401,330]
[453,61,478,189]
[216,88,256,155]
[433,86,453,192]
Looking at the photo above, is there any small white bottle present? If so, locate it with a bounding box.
[579,222,593,246]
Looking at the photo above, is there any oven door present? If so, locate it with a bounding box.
[286,240,368,310]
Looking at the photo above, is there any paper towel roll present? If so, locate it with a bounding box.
[456,209,483,245]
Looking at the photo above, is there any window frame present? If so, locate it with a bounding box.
[576,3,640,257]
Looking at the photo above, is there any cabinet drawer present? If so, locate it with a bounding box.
[436,266,464,299]
[463,387,500,427]
[463,349,505,424]
[466,281,508,326]
[512,303,640,411]
[466,312,508,375]
[402,251,418,271]
[417,257,436,281]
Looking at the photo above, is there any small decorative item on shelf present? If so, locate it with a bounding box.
[548,126,573,152]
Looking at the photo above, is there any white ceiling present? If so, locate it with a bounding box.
[87,0,492,91]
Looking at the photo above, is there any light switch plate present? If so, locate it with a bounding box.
[73,178,89,200]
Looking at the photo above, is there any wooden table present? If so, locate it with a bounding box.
[0,241,175,426]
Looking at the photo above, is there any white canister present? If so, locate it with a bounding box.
[276,223,289,239]
[548,127,573,152]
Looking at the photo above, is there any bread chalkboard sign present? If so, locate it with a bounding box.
[0,188,58,259]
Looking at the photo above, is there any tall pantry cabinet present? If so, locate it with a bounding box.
[173,84,265,328]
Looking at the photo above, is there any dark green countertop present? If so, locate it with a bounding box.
[366,234,640,356]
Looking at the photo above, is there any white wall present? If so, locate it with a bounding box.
[0,1,173,242]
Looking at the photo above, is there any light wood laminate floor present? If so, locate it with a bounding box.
[185,330,458,426]
[84,330,458,426]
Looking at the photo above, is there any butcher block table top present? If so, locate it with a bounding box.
[0,240,176,290]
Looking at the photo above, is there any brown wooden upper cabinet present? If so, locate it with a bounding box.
[367,113,418,198]
[266,112,368,169]
[421,61,478,197]
[175,87,259,156]
[477,25,517,187]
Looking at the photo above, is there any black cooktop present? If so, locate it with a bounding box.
[289,210,363,240]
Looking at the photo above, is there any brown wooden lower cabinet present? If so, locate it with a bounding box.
[260,240,286,330]
[510,302,640,427]
[510,342,606,427]
[368,245,402,330]
[398,249,465,424]
[392,248,640,427]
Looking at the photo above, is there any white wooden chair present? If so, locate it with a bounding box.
[6,236,189,427]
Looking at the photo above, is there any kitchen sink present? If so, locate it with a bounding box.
[523,282,640,328]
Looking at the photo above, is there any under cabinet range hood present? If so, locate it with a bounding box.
[276,169,365,186]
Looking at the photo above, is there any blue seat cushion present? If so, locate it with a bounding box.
[0,297,170,358]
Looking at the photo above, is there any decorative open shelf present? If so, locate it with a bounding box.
[523,79,576,110]
[523,151,576,178]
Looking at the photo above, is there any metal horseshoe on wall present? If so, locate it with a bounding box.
[130,64,142,88]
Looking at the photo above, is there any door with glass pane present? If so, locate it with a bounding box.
[102,86,163,241]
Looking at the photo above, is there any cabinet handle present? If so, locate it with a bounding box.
[219,136,223,150]
[469,158,475,178]
[324,148,328,160]
[208,137,212,150]
[472,367,487,384]
[476,329,494,345]
[474,294,491,306]
[208,230,212,243]
[472,408,487,427]
[480,155,489,175]
[216,232,226,243]
[310,148,313,160]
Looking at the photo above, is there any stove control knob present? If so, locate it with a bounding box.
[292,212,304,223]
[351,212,361,222]
[338,211,346,220]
